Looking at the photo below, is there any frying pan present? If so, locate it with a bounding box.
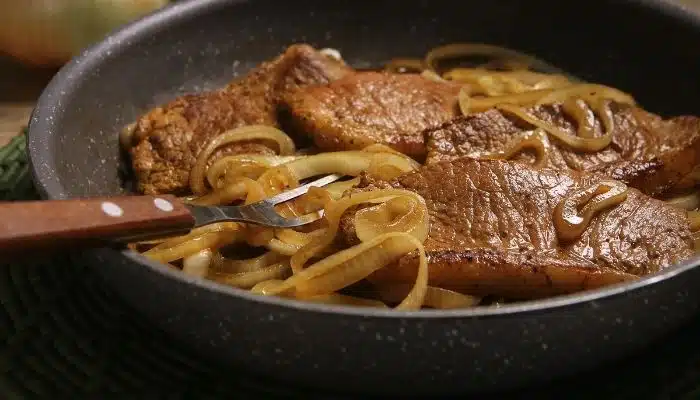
[25,0,700,395]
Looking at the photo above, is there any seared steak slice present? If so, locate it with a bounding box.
[340,158,693,299]
[425,103,700,197]
[130,44,352,195]
[281,71,462,159]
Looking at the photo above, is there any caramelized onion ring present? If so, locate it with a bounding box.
[424,43,559,73]
[206,154,302,191]
[445,68,571,96]
[375,284,480,309]
[480,129,549,168]
[209,261,291,289]
[536,84,636,107]
[554,180,629,242]
[190,125,295,194]
[252,189,429,309]
[497,103,613,152]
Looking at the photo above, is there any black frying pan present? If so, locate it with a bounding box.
[25,0,700,395]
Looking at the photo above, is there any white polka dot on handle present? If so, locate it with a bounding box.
[154,198,174,212]
[101,202,124,217]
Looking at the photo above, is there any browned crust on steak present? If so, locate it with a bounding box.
[281,72,462,159]
[370,249,635,299]
[424,103,700,196]
[338,158,693,299]
[130,44,352,194]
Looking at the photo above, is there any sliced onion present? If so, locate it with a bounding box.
[424,43,559,73]
[210,262,291,289]
[460,89,554,114]
[206,154,302,190]
[536,84,636,107]
[497,103,613,152]
[480,129,550,168]
[375,284,481,309]
[212,251,286,273]
[554,180,629,242]
[190,125,295,194]
[144,230,242,263]
[182,249,213,278]
[689,210,700,232]
[420,69,446,82]
[458,87,471,115]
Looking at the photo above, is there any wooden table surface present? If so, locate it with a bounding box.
[1,0,699,146]
[0,55,57,145]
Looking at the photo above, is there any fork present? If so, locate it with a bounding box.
[0,174,343,255]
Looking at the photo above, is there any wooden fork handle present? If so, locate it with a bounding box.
[0,195,195,255]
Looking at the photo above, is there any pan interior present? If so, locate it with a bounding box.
[28,0,700,317]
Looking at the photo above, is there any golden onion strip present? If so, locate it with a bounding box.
[322,177,362,200]
[457,87,471,115]
[375,284,481,309]
[149,222,241,251]
[212,251,287,273]
[274,228,327,251]
[420,69,446,82]
[689,211,700,232]
[480,129,550,168]
[209,261,291,289]
[253,232,429,310]
[424,43,557,73]
[252,189,429,309]
[289,189,428,274]
[279,151,417,182]
[536,84,636,107]
[459,83,635,118]
[144,229,243,263]
[458,88,555,115]
[266,238,303,256]
[497,103,613,152]
[444,68,571,96]
[182,249,213,278]
[190,125,296,194]
[354,196,428,243]
[189,182,247,206]
[206,154,303,191]
[554,180,629,242]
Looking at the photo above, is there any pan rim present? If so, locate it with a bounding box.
[27,0,700,319]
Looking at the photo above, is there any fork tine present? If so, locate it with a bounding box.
[265,174,344,205]
[187,174,344,230]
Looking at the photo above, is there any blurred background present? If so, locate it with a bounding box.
[0,0,171,145]
[0,0,698,145]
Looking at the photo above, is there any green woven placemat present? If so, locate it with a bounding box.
[2,129,700,399]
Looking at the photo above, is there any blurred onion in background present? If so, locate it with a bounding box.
[0,0,169,67]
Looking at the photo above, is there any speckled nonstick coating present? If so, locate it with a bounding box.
[25,0,700,395]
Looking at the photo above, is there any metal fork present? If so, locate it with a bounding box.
[0,174,344,254]
[186,173,343,228]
